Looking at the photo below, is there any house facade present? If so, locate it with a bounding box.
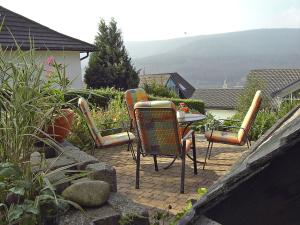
[139,72,195,98]
[0,6,96,89]
[192,88,243,119]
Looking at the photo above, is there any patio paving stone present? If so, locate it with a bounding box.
[94,139,248,218]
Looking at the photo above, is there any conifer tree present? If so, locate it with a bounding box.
[85,18,139,89]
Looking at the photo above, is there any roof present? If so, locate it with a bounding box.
[272,78,300,98]
[180,104,300,225]
[247,69,300,100]
[139,72,195,98]
[0,6,96,52]
[139,74,171,86]
[191,88,244,109]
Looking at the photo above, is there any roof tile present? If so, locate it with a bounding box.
[192,88,243,109]
[0,6,96,52]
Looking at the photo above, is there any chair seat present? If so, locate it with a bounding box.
[205,130,240,145]
[102,132,135,146]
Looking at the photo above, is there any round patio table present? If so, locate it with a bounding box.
[177,112,206,136]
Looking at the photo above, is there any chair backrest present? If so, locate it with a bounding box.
[125,88,149,126]
[78,97,104,147]
[134,100,181,156]
[238,90,262,143]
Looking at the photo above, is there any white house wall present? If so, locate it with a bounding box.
[206,109,237,120]
[4,50,83,89]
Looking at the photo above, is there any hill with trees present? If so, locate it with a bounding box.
[125,28,300,88]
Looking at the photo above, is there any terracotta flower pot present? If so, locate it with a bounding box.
[47,109,74,143]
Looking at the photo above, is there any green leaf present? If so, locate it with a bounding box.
[9,187,25,196]
[36,194,55,202]
[22,205,39,215]
[8,205,24,222]
[0,167,22,179]
[0,181,6,190]
[197,187,208,197]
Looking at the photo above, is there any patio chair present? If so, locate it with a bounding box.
[203,90,262,169]
[134,100,197,193]
[124,88,149,130]
[78,97,136,160]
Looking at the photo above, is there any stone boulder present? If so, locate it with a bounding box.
[62,180,110,207]
[86,162,117,192]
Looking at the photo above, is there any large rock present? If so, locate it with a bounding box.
[86,162,117,192]
[62,181,110,207]
[62,150,98,169]
[45,155,77,170]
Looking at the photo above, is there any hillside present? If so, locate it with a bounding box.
[125,29,300,88]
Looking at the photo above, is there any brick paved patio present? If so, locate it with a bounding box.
[94,139,248,216]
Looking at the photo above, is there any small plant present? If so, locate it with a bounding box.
[170,188,207,225]
[0,163,71,224]
[151,188,208,225]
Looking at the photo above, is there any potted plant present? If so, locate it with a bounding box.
[44,57,76,143]
[46,108,74,143]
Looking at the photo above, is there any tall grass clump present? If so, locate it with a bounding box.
[0,47,59,164]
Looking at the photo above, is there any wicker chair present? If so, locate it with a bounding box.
[203,90,262,169]
[134,100,197,193]
[78,97,136,160]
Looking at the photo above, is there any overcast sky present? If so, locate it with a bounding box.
[2,0,300,43]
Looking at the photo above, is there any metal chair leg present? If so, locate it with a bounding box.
[208,142,213,159]
[163,156,177,170]
[203,141,211,170]
[135,146,141,189]
[153,155,158,171]
[127,142,130,151]
[192,132,197,175]
[180,144,186,194]
[129,142,136,161]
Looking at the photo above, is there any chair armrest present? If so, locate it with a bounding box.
[182,129,195,141]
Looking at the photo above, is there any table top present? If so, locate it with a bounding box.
[177,112,206,123]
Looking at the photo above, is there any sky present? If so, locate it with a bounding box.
[1,0,300,43]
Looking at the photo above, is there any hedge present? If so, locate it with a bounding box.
[65,88,123,108]
[149,95,205,113]
[65,88,205,113]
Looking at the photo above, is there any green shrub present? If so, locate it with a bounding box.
[65,87,123,108]
[224,100,300,141]
[143,83,177,98]
[150,96,205,113]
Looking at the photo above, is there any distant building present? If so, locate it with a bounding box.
[192,88,243,119]
[0,6,96,89]
[247,69,300,107]
[139,72,195,98]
